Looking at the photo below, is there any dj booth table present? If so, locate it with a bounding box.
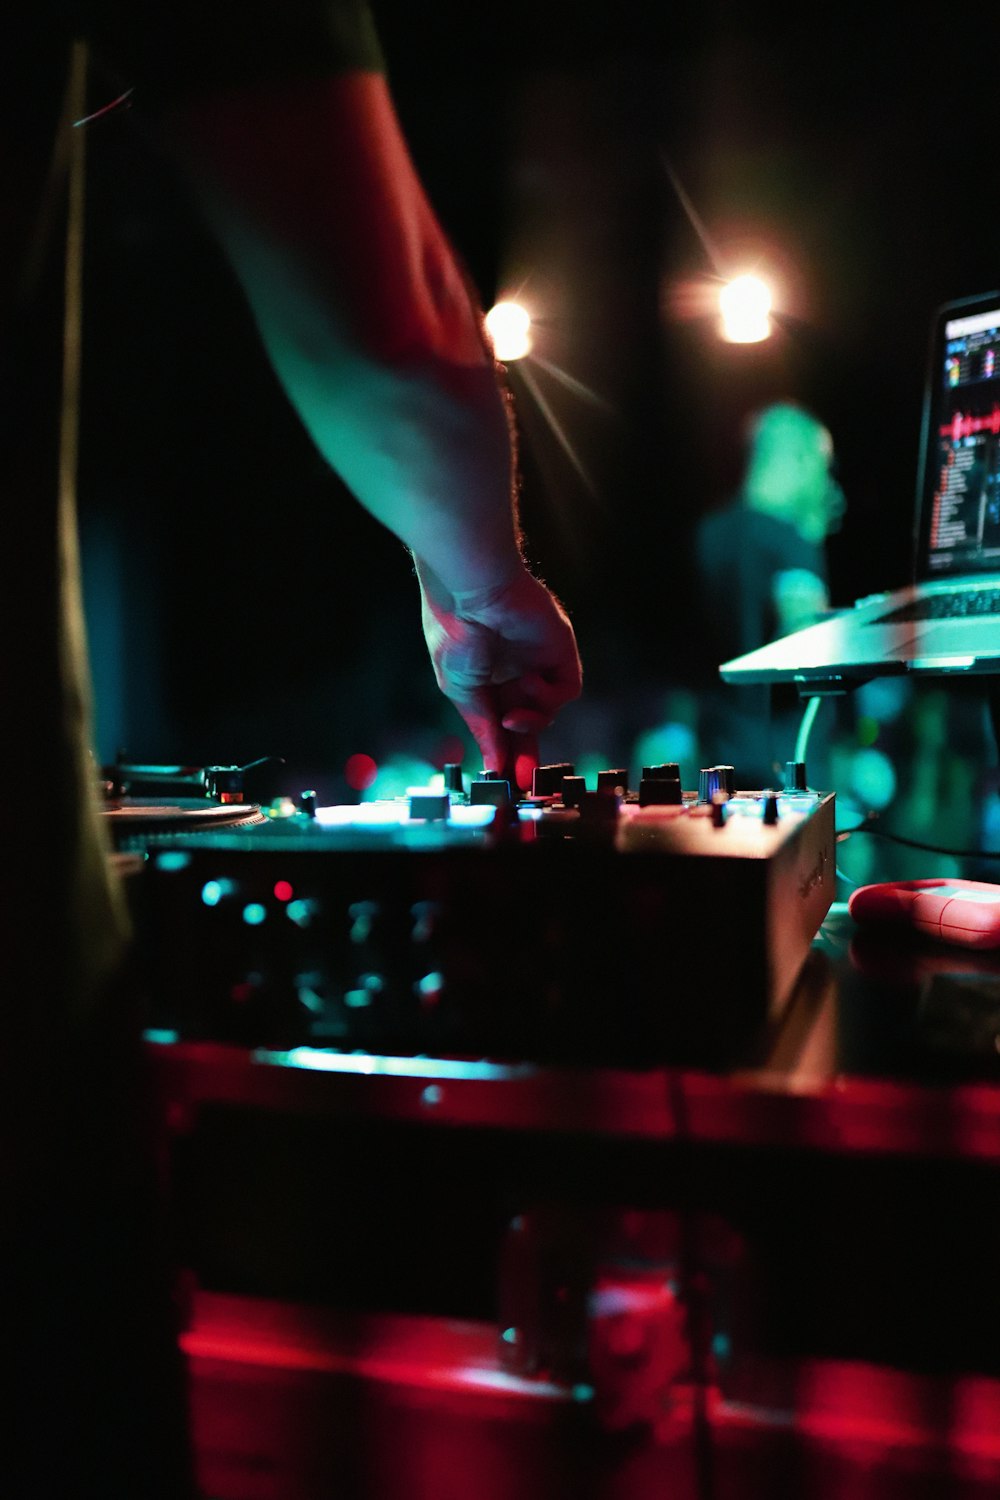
[145,901,1000,1500]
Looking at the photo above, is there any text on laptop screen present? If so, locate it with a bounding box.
[923,303,1000,576]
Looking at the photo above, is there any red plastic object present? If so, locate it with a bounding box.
[849,879,1000,949]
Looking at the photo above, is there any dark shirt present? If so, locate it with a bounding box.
[693,501,826,670]
[691,502,827,786]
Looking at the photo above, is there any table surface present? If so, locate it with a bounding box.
[144,901,1000,1161]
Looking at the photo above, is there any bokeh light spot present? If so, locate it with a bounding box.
[433,734,467,769]
[345,752,378,792]
[719,275,772,343]
[849,747,897,810]
[485,301,532,360]
[857,715,880,748]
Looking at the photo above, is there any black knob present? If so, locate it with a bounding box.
[532,762,575,797]
[638,777,682,806]
[642,763,681,782]
[470,777,512,806]
[561,776,587,807]
[698,766,733,804]
[784,761,808,792]
[762,792,779,826]
[298,788,317,818]
[597,768,629,797]
[409,789,450,820]
[443,763,464,794]
[711,792,728,828]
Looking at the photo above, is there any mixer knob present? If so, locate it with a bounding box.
[698,766,734,804]
[532,762,575,797]
[711,792,728,828]
[560,775,587,808]
[298,788,317,818]
[442,763,465,794]
[762,792,780,826]
[597,768,629,797]
[641,763,681,782]
[638,776,682,807]
[470,777,513,806]
[408,789,450,820]
[784,761,809,792]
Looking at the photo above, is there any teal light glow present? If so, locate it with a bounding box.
[242,902,267,926]
[849,747,897,811]
[259,1049,535,1081]
[417,972,445,997]
[143,1028,180,1045]
[286,898,316,927]
[201,880,225,907]
[155,851,191,873]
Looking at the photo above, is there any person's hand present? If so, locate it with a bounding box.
[416,559,582,786]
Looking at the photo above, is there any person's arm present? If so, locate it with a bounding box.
[164,72,581,777]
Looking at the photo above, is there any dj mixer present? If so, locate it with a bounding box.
[116,759,835,1068]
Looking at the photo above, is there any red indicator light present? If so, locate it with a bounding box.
[273,880,294,903]
[345,752,378,791]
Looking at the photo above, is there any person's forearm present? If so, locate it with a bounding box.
[167,73,525,595]
[232,238,526,595]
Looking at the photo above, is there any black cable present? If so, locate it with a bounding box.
[836,812,1000,861]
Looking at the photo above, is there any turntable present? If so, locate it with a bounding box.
[100,755,276,839]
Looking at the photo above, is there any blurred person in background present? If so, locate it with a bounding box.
[691,401,845,787]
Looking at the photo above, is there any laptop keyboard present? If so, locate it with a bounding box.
[875,589,1000,624]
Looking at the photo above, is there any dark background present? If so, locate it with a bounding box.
[76,3,1000,802]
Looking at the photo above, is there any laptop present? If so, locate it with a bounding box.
[720,289,1000,689]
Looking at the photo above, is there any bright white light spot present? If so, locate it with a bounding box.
[719,275,772,343]
[485,301,532,361]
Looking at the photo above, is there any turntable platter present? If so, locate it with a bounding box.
[103,797,267,832]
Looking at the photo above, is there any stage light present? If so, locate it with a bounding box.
[719,275,772,343]
[485,301,532,361]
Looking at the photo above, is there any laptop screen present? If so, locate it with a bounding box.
[916,292,1000,581]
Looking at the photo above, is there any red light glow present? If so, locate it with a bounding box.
[345,752,378,791]
[433,735,467,769]
[273,880,294,903]
[514,752,535,792]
